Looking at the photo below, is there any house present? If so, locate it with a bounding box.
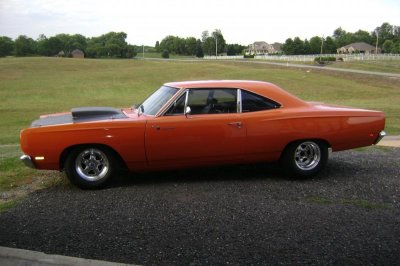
[71,49,84,58]
[246,41,282,55]
[337,42,380,54]
[271,42,282,53]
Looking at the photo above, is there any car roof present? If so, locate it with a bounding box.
[164,80,308,108]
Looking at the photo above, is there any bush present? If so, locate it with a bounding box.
[161,50,169,59]
[314,56,336,62]
[244,54,255,59]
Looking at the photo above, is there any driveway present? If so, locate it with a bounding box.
[0,147,399,265]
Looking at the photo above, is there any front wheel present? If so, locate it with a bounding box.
[65,146,115,189]
[280,140,328,178]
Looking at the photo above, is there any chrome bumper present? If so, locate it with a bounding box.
[20,154,35,168]
[374,130,386,145]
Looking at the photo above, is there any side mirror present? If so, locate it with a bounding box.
[184,106,191,117]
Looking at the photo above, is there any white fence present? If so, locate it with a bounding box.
[203,55,243,60]
[204,54,400,62]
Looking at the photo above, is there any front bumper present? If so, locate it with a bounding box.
[374,130,386,145]
[20,154,35,169]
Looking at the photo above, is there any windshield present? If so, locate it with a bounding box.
[138,86,179,116]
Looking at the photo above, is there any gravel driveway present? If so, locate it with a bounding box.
[0,147,399,265]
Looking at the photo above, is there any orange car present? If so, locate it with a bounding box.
[20,80,385,188]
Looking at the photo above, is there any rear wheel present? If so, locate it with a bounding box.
[280,140,328,178]
[65,146,115,189]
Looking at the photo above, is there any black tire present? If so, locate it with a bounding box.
[280,140,328,178]
[65,146,115,189]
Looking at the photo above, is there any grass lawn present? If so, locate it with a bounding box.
[256,59,400,74]
[0,57,399,207]
[328,59,400,74]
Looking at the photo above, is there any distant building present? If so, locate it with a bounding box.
[57,51,65,57]
[71,49,84,58]
[271,42,282,53]
[246,41,282,55]
[337,42,380,54]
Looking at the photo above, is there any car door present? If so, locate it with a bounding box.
[145,88,246,169]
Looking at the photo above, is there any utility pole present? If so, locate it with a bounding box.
[320,35,324,56]
[142,45,145,58]
[215,35,218,59]
[375,31,379,55]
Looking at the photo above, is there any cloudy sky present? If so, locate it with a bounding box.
[0,0,399,45]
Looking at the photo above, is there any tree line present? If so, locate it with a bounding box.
[1,22,399,58]
[0,32,137,58]
[282,23,400,55]
[155,29,246,58]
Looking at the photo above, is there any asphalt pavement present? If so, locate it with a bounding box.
[0,146,399,265]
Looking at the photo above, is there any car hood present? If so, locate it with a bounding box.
[31,107,128,127]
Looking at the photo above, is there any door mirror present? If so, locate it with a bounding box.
[184,106,191,117]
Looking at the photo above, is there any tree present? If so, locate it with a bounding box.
[211,29,226,54]
[292,37,304,55]
[374,22,394,46]
[201,31,209,42]
[86,32,132,58]
[195,39,204,58]
[226,44,246,55]
[303,39,311,54]
[125,45,137,58]
[309,36,322,54]
[0,36,14,57]
[333,27,352,47]
[155,41,160,52]
[185,37,197,55]
[14,35,36,56]
[162,50,169,58]
[382,40,394,53]
[324,36,337,54]
[282,38,294,55]
[203,37,214,56]
[352,30,373,45]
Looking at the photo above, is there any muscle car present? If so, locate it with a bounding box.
[20,80,386,188]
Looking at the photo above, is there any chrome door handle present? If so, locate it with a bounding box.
[227,122,242,128]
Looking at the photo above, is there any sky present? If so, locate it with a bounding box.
[0,0,399,46]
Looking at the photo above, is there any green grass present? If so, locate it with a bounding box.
[252,59,400,74]
[329,59,400,74]
[0,57,399,199]
[0,200,18,213]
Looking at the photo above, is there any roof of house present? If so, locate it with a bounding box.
[71,49,84,55]
[271,42,282,51]
[341,42,376,51]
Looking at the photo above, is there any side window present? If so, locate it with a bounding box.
[164,93,185,115]
[188,89,237,115]
[241,90,280,112]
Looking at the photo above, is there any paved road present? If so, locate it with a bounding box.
[0,147,399,265]
[142,58,400,78]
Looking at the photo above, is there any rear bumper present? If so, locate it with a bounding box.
[20,154,35,169]
[374,131,386,145]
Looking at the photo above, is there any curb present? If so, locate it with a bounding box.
[0,246,136,266]
[378,136,400,148]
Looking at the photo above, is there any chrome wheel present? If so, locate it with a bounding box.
[294,141,321,170]
[75,148,109,181]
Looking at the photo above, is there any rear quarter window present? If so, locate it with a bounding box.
[241,90,281,112]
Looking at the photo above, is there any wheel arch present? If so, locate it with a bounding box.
[59,143,128,171]
[280,138,331,159]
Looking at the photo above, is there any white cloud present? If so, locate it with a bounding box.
[0,0,399,45]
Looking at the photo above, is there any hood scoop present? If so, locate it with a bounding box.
[71,107,127,122]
